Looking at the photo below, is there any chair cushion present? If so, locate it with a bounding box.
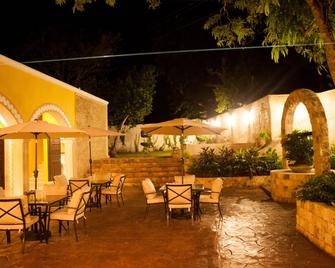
[147,195,164,204]
[50,208,75,221]
[211,178,223,199]
[0,214,39,230]
[101,186,117,195]
[200,195,218,203]
[54,175,68,186]
[142,179,156,199]
[68,189,83,208]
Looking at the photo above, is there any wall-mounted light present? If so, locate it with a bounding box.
[243,109,255,125]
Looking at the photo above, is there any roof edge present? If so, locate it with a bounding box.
[0,54,108,105]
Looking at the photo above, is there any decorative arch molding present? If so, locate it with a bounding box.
[0,94,23,123]
[30,104,72,127]
[281,89,330,175]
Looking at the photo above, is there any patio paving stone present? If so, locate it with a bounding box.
[0,187,335,267]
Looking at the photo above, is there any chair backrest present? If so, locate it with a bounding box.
[69,179,90,196]
[75,186,91,220]
[112,174,126,193]
[141,178,157,200]
[166,184,192,207]
[174,175,195,184]
[93,172,112,181]
[118,175,126,193]
[0,198,25,229]
[211,178,223,200]
[54,174,68,186]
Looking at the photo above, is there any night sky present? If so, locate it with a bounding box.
[0,0,333,123]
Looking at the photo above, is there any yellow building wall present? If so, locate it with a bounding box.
[0,59,76,125]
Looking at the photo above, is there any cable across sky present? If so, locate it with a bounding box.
[22,42,335,64]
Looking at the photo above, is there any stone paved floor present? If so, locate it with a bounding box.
[1,187,335,267]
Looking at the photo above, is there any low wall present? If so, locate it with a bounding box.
[296,200,335,257]
[195,176,270,189]
[271,169,315,203]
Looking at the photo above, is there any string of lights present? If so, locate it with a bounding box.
[22,42,335,64]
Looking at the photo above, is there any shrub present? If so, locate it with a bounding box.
[296,172,335,205]
[188,147,219,177]
[283,130,313,165]
[188,146,282,177]
[329,144,335,169]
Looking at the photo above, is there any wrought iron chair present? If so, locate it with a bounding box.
[101,174,126,207]
[141,178,165,218]
[200,178,223,218]
[0,197,42,253]
[69,179,90,196]
[50,186,91,241]
[166,184,193,223]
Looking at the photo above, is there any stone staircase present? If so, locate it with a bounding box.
[92,157,182,186]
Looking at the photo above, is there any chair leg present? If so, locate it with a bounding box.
[73,221,78,242]
[116,195,120,207]
[217,203,223,219]
[121,193,124,206]
[58,220,62,234]
[6,230,11,243]
[21,229,26,254]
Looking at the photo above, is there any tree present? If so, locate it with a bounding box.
[55,0,160,12]
[107,65,157,156]
[204,0,335,85]
[108,65,157,127]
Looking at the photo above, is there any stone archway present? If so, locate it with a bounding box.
[281,89,330,175]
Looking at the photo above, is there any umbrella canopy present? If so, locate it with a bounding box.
[141,118,225,183]
[141,118,224,136]
[80,126,124,175]
[0,120,87,190]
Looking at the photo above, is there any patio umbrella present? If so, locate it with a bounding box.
[141,118,225,183]
[80,126,124,175]
[0,120,87,190]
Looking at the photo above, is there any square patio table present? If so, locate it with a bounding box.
[89,179,111,208]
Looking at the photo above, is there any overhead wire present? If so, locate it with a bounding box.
[21,42,335,64]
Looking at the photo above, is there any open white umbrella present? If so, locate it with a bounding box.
[80,126,124,175]
[141,118,225,183]
[0,120,87,190]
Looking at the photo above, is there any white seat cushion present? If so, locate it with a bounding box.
[142,178,157,200]
[50,208,76,221]
[211,178,223,199]
[68,189,83,208]
[174,175,195,184]
[0,215,39,230]
[147,195,164,204]
[200,195,218,203]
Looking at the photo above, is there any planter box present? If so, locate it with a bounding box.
[271,169,315,203]
[296,200,335,257]
[195,176,270,189]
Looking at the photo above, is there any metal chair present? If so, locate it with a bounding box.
[141,178,165,218]
[101,174,126,207]
[50,186,91,241]
[0,197,42,253]
[200,178,223,218]
[166,184,193,223]
[69,179,90,196]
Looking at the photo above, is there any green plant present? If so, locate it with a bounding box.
[296,172,335,205]
[283,130,313,165]
[188,147,219,177]
[260,148,282,171]
[329,144,335,169]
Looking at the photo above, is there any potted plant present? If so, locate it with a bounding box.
[283,130,313,173]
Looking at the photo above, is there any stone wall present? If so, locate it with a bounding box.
[296,200,335,257]
[74,94,108,177]
[195,176,270,189]
[271,169,315,203]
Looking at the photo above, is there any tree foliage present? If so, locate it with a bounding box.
[204,0,335,77]
[55,0,160,12]
[108,65,157,127]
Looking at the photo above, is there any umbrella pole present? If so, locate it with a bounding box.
[33,133,39,190]
[89,137,93,176]
[181,132,185,184]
